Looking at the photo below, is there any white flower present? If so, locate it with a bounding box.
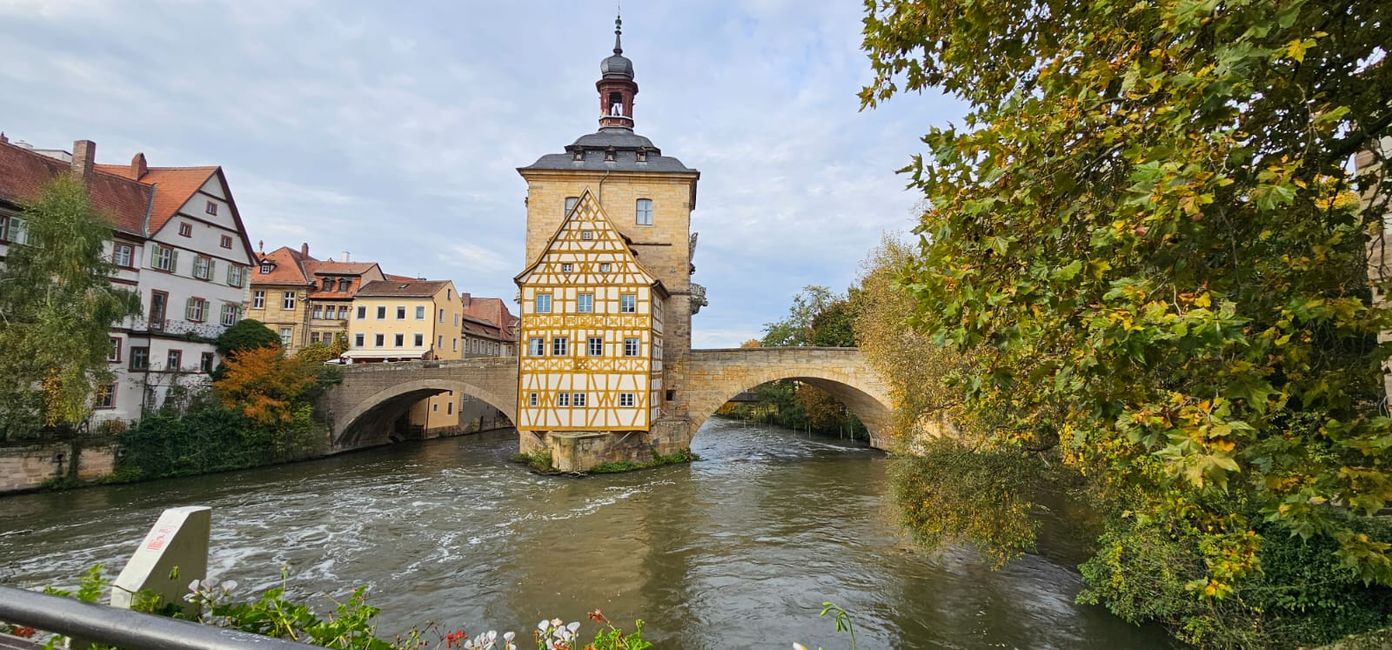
[565,622,580,634]
[537,619,550,631]
[503,632,515,642]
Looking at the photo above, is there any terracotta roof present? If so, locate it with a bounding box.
[384,273,419,282]
[97,163,218,235]
[0,141,153,236]
[251,246,315,286]
[357,279,448,298]
[310,261,379,275]
[463,315,502,337]
[461,296,518,341]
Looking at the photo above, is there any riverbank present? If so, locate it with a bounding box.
[0,420,1175,648]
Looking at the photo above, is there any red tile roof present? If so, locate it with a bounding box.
[0,140,152,236]
[96,163,218,235]
[357,279,449,298]
[461,296,518,341]
[251,246,315,286]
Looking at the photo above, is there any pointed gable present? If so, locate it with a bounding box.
[515,187,663,293]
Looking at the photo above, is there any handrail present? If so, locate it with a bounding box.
[0,585,319,650]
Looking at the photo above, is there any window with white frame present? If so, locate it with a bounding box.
[535,293,552,313]
[619,392,635,408]
[414,333,424,347]
[620,294,636,313]
[95,384,115,409]
[112,243,134,268]
[552,337,568,356]
[588,336,603,356]
[581,231,594,241]
[192,255,213,280]
[0,215,27,244]
[205,201,218,216]
[624,337,640,357]
[130,347,149,370]
[357,306,366,319]
[564,196,579,215]
[561,263,573,273]
[260,262,273,273]
[280,327,292,345]
[151,245,175,272]
[185,297,207,322]
[227,264,244,287]
[219,234,233,249]
[252,290,265,309]
[282,291,296,310]
[355,333,365,347]
[416,305,426,320]
[558,392,570,407]
[396,306,406,319]
[599,262,611,272]
[200,352,215,373]
[529,337,545,356]
[577,293,593,313]
[573,392,586,407]
[220,303,239,326]
[635,198,653,225]
[167,349,183,371]
[529,392,539,407]
[178,222,192,237]
[312,305,323,319]
[108,337,122,362]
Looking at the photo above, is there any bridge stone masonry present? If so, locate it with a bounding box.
[318,348,894,467]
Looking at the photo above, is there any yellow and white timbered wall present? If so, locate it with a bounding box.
[516,189,665,433]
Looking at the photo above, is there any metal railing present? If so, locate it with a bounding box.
[0,585,318,650]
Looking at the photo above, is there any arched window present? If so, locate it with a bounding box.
[635,198,653,226]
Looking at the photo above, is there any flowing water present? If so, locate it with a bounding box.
[0,419,1174,648]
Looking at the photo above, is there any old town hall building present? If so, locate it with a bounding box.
[515,18,702,449]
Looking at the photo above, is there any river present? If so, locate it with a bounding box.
[0,419,1174,648]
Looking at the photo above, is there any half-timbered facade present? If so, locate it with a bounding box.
[515,189,666,432]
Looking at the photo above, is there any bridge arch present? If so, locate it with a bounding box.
[334,378,517,449]
[677,348,893,449]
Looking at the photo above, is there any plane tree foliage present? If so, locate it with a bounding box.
[861,0,1392,644]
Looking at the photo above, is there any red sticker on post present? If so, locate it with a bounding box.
[145,526,173,551]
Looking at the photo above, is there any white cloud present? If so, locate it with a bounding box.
[0,0,962,347]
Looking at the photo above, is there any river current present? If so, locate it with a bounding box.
[0,419,1173,648]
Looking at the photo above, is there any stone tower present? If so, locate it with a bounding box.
[517,15,702,421]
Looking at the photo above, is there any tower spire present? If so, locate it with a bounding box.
[597,9,637,129]
[614,13,623,54]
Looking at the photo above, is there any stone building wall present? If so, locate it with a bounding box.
[0,439,117,494]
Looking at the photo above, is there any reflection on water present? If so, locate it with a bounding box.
[0,419,1173,648]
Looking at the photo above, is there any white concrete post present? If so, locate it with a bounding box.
[110,506,211,615]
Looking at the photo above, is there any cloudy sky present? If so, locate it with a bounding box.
[0,0,963,347]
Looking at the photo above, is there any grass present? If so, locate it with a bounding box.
[589,448,698,474]
[510,448,556,473]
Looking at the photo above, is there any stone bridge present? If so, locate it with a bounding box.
[318,348,891,453]
[669,348,891,450]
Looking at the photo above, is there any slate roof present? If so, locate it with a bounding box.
[519,127,696,174]
[357,279,448,298]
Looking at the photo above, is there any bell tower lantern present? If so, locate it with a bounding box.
[597,15,638,129]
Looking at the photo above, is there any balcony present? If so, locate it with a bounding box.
[122,318,223,341]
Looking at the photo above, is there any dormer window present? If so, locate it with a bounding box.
[636,150,647,163]
[572,150,584,162]
[322,278,332,291]
[604,148,616,162]
[338,278,349,292]
[260,262,273,274]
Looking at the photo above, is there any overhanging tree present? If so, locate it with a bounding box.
[861,0,1392,640]
[0,174,141,439]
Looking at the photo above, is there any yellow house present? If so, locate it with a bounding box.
[515,188,666,433]
[346,279,464,433]
[247,245,314,352]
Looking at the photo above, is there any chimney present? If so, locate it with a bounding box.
[71,140,95,181]
[300,242,309,258]
[130,152,148,180]
[460,292,472,307]
[0,132,7,144]
[341,250,350,262]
